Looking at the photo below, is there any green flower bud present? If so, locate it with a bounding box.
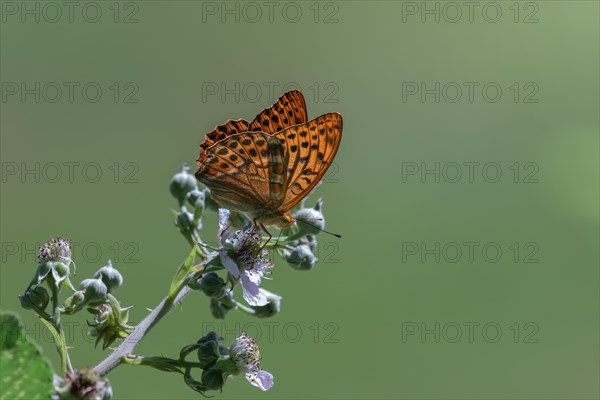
[293,199,325,236]
[93,261,123,293]
[80,278,108,304]
[62,291,86,314]
[198,273,226,298]
[251,289,282,318]
[201,368,226,391]
[170,164,198,206]
[284,245,316,270]
[186,189,205,211]
[196,331,228,369]
[209,298,234,320]
[19,287,50,311]
[175,206,201,244]
[203,188,220,212]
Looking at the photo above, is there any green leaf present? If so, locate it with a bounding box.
[1,311,54,400]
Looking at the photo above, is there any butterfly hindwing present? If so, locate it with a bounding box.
[197,131,286,212]
[276,112,343,211]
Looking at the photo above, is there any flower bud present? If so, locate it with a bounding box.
[293,199,325,236]
[19,287,50,311]
[203,188,220,212]
[251,289,282,318]
[209,298,234,320]
[175,206,201,244]
[197,273,226,298]
[62,291,86,314]
[201,368,226,391]
[186,189,205,211]
[284,245,317,270]
[169,164,198,206]
[93,261,123,293]
[196,331,228,369]
[80,278,108,304]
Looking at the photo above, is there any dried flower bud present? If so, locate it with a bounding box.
[52,369,112,400]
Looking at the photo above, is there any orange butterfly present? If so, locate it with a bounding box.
[195,90,343,234]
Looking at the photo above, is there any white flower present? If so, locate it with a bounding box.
[230,332,273,391]
[218,209,273,307]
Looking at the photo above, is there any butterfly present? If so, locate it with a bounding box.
[195,90,343,234]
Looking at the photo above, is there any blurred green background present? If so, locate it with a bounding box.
[1,1,598,399]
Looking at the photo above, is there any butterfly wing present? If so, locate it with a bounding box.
[276,112,343,211]
[196,131,287,214]
[197,90,307,167]
[248,90,307,133]
[197,119,250,165]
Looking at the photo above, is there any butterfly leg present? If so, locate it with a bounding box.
[256,221,272,252]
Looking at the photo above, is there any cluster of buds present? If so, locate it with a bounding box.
[169,164,206,246]
[62,261,124,315]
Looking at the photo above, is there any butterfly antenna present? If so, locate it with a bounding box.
[296,218,342,238]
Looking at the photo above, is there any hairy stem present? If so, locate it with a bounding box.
[93,286,192,377]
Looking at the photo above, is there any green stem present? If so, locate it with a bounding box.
[230,298,256,315]
[39,318,72,374]
[46,283,73,374]
[122,354,204,372]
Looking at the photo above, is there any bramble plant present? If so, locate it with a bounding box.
[6,163,333,399]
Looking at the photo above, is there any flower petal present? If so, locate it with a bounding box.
[241,274,268,306]
[245,371,273,391]
[217,208,234,245]
[245,268,263,286]
[218,208,230,232]
[220,250,240,279]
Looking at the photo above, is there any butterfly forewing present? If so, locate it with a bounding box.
[198,119,250,165]
[276,112,343,211]
[197,90,307,167]
[248,90,307,133]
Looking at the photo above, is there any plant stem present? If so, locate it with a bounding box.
[93,286,192,377]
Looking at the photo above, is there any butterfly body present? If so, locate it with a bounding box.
[196,90,342,231]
